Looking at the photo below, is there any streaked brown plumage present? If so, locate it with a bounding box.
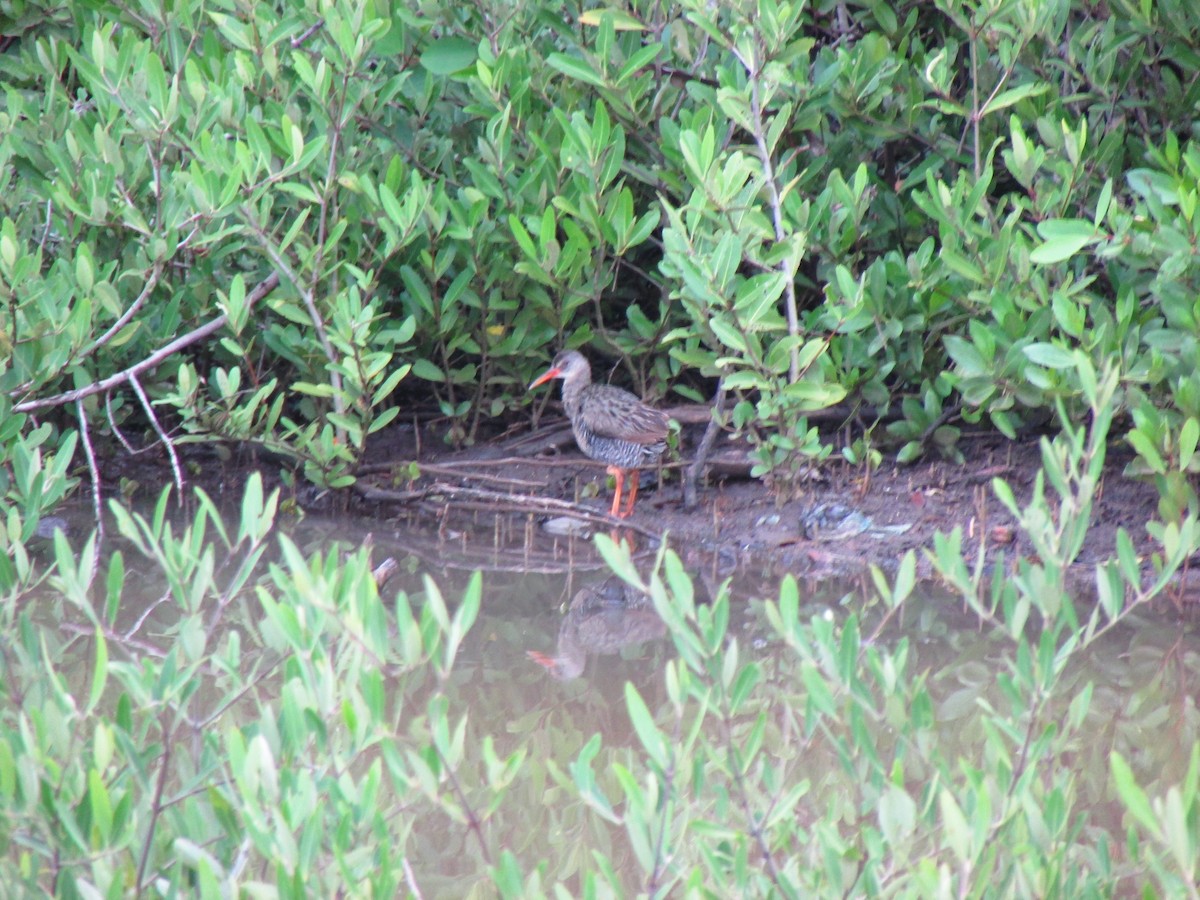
[528,351,670,518]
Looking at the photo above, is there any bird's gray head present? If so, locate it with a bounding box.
[528,350,590,390]
[550,350,589,377]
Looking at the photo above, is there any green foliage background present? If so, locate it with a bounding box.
[4,0,1200,505]
[5,0,1200,893]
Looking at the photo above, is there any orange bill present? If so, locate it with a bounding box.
[528,367,561,390]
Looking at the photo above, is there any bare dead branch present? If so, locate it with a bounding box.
[78,261,163,363]
[13,272,280,413]
[129,371,185,499]
[105,390,138,454]
[402,858,424,900]
[355,480,664,540]
[75,398,103,582]
[291,19,325,48]
[136,711,174,894]
[124,591,172,641]
[684,378,727,512]
[388,461,548,488]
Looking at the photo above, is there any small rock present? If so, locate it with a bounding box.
[541,516,592,537]
[800,503,871,541]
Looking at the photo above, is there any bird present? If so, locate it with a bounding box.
[528,350,671,518]
[526,576,666,680]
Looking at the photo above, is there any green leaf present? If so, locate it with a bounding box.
[446,572,481,672]
[879,785,916,845]
[104,551,124,625]
[1111,752,1162,839]
[777,575,798,632]
[892,551,916,606]
[569,734,620,823]
[1180,418,1199,467]
[1095,563,1124,620]
[420,37,477,76]
[939,248,985,283]
[980,82,1048,116]
[708,317,746,353]
[897,440,923,464]
[88,768,113,841]
[1038,218,1100,240]
[729,661,760,709]
[1030,219,1099,263]
[1094,178,1114,225]
[594,533,643,585]
[1128,430,1166,475]
[238,472,264,545]
[780,379,847,410]
[1127,168,1179,205]
[410,358,444,381]
[800,664,835,717]
[75,247,94,293]
[546,53,607,89]
[939,789,971,862]
[1023,343,1076,369]
[87,627,108,714]
[944,335,987,375]
[625,683,667,769]
[579,8,646,30]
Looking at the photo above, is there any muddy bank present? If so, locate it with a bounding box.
[350,414,1186,596]
[94,405,1188,599]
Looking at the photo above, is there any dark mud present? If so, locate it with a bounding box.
[348,412,1195,601]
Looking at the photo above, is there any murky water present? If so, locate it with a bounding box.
[22,503,1200,893]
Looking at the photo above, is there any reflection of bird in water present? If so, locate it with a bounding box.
[528,351,670,518]
[527,575,667,680]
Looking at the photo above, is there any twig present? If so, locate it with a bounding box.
[400,533,622,573]
[402,858,424,900]
[14,272,280,413]
[919,400,963,447]
[129,371,184,500]
[355,481,664,540]
[354,484,430,503]
[242,208,345,424]
[721,709,785,889]
[398,461,547,489]
[290,19,324,47]
[195,660,285,731]
[733,43,802,382]
[357,454,599,476]
[136,711,174,893]
[395,453,690,474]
[78,261,163,363]
[647,734,678,894]
[431,739,492,865]
[105,391,138,454]
[60,620,168,661]
[124,591,172,641]
[683,378,727,511]
[371,556,399,588]
[75,398,103,582]
[39,198,53,253]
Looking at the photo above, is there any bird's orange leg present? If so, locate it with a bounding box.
[619,469,641,518]
[607,466,625,517]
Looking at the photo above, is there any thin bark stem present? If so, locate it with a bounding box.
[14,272,280,413]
